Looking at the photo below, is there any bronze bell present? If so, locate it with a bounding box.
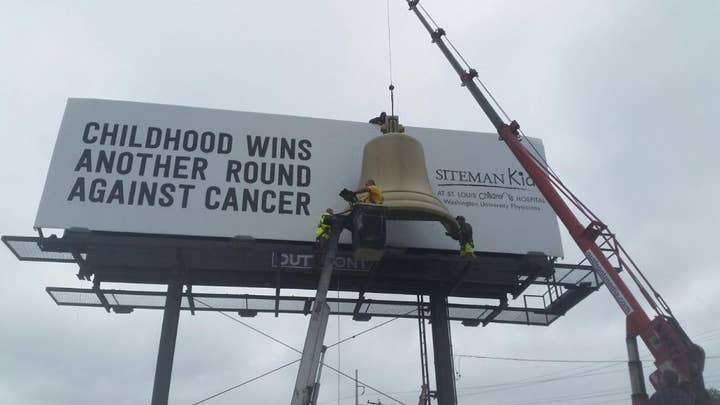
[358,115,459,235]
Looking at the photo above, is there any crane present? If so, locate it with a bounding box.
[405,1,710,404]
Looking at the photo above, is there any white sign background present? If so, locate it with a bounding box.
[35,99,563,257]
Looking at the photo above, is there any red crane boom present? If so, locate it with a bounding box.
[405,1,710,403]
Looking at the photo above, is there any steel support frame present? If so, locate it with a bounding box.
[150,251,184,405]
[430,294,457,405]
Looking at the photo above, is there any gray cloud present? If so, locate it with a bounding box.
[1,1,719,404]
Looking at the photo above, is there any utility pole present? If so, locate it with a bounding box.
[355,370,359,405]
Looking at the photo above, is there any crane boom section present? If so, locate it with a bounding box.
[405,1,709,403]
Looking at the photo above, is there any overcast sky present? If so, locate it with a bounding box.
[1,1,719,404]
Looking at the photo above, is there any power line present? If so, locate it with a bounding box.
[194,298,300,352]
[195,297,719,403]
[455,363,624,396]
[321,363,407,405]
[501,388,632,405]
[694,327,720,338]
[327,308,417,349]
[458,354,718,363]
[190,358,300,405]
[457,354,629,364]
[194,297,409,404]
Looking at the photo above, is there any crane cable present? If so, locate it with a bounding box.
[386,0,396,116]
[386,0,394,87]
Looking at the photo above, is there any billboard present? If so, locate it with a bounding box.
[35,99,563,257]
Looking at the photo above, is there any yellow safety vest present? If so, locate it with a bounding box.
[315,213,330,239]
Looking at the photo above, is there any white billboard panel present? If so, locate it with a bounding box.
[35,99,563,257]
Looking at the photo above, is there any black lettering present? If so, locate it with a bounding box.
[89,178,107,202]
[280,138,295,159]
[278,191,293,214]
[296,192,310,215]
[117,152,133,175]
[106,180,124,204]
[128,125,142,147]
[298,139,312,160]
[508,169,521,186]
[119,125,129,146]
[226,160,241,182]
[246,135,269,157]
[192,158,207,180]
[83,122,99,144]
[163,128,181,151]
[222,187,238,210]
[173,156,190,179]
[242,188,258,212]
[74,149,93,172]
[67,177,86,201]
[218,133,232,154]
[178,184,195,208]
[261,190,276,213]
[200,131,215,153]
[96,150,115,173]
[260,162,276,185]
[101,123,118,145]
[146,127,162,148]
[159,183,175,207]
[138,182,157,206]
[297,165,311,187]
[183,130,198,151]
[128,180,137,204]
[205,186,221,209]
[244,161,258,184]
[154,155,172,177]
[278,164,293,186]
[271,137,278,158]
[136,153,153,176]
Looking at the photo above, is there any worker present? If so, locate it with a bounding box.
[315,208,333,249]
[649,369,693,405]
[369,111,387,125]
[355,179,384,204]
[446,215,475,258]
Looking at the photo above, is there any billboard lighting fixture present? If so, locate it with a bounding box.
[461,319,481,327]
[238,309,258,318]
[352,313,372,322]
[112,306,134,314]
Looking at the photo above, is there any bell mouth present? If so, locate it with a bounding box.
[381,190,459,234]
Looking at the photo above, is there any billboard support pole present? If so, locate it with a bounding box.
[429,294,457,405]
[151,250,184,405]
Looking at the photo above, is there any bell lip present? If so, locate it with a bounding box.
[384,205,460,235]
